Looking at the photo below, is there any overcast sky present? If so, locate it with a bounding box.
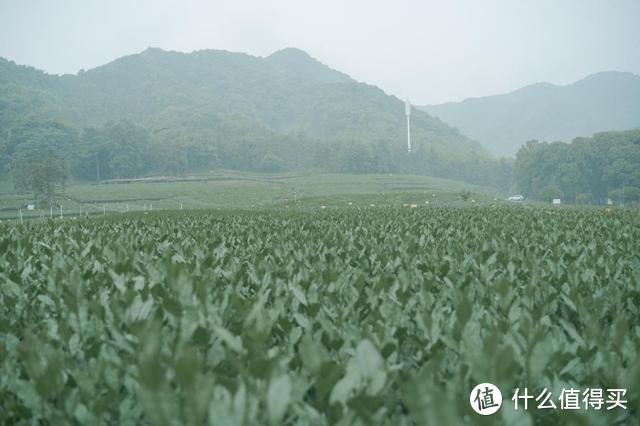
[1,0,639,104]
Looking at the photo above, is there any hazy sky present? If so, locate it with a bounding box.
[1,0,639,104]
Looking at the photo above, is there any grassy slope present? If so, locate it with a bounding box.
[0,171,497,219]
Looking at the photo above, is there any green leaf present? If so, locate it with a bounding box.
[291,283,307,306]
[268,374,291,425]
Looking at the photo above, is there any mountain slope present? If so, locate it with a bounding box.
[1,47,485,156]
[419,72,640,157]
[0,47,506,186]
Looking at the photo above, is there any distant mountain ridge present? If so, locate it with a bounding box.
[419,71,640,157]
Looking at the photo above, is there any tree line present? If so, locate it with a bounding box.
[5,116,637,206]
[2,116,515,205]
[514,129,640,203]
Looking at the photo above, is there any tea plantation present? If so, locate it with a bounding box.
[1,206,639,425]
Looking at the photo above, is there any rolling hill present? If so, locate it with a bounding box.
[419,71,640,157]
[0,47,492,182]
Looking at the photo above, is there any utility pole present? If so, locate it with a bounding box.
[95,152,100,182]
[405,98,412,153]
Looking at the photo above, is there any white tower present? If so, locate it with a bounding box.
[405,97,411,153]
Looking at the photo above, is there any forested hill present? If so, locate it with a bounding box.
[0,47,510,188]
[420,71,640,157]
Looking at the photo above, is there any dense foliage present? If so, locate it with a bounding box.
[0,50,512,189]
[514,129,640,203]
[420,72,640,157]
[1,206,638,424]
[10,148,68,205]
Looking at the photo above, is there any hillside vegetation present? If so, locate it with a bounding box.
[0,48,511,190]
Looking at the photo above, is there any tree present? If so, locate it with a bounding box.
[104,120,151,179]
[609,186,640,203]
[11,149,68,206]
[74,127,108,181]
[537,183,562,202]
